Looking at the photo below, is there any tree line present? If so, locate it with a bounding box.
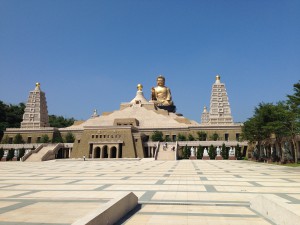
[151,131,220,142]
[0,100,75,141]
[242,81,300,163]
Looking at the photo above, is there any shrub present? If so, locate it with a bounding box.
[0,148,4,160]
[40,134,50,143]
[151,131,163,142]
[177,133,187,141]
[18,148,25,161]
[208,145,216,159]
[197,145,204,159]
[13,133,24,144]
[6,149,15,161]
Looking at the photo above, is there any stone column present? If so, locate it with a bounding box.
[100,147,103,158]
[116,146,119,159]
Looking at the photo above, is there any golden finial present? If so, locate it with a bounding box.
[35,82,41,90]
[216,75,221,80]
[137,84,143,91]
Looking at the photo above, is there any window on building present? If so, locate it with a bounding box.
[37,137,41,143]
[8,137,13,144]
[27,137,32,143]
[92,135,94,138]
[172,135,176,141]
[165,135,170,141]
[225,133,229,141]
[236,133,240,141]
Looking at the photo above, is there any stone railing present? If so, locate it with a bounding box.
[177,140,248,147]
[21,144,45,161]
[175,141,178,160]
[0,143,42,150]
[41,143,64,161]
[154,141,160,160]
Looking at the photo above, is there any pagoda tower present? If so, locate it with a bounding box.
[201,75,233,125]
[21,83,50,128]
[201,106,209,124]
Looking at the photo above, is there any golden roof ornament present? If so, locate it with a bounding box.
[137,84,143,91]
[35,82,41,90]
[216,75,221,81]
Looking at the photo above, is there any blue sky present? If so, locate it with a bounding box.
[0,0,299,123]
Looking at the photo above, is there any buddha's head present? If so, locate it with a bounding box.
[157,75,165,87]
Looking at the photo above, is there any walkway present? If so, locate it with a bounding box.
[0,160,299,224]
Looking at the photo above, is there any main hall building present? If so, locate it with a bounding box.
[2,75,247,161]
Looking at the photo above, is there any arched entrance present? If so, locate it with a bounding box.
[110,146,117,158]
[94,147,101,158]
[103,145,108,158]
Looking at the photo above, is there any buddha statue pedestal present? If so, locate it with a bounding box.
[202,155,210,160]
[156,105,176,113]
[229,156,236,160]
[215,155,223,160]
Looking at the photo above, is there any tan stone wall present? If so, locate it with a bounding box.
[3,130,55,143]
[142,126,242,142]
[71,127,138,158]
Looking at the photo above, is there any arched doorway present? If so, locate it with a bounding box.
[103,145,108,158]
[110,146,117,158]
[94,147,101,158]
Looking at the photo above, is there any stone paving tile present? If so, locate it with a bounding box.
[0,160,299,224]
[0,202,102,224]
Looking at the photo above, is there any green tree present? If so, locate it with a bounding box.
[13,133,24,144]
[236,144,242,160]
[49,115,75,128]
[52,132,64,143]
[262,102,291,161]
[221,143,227,159]
[208,145,216,159]
[40,134,50,143]
[164,136,171,142]
[65,132,75,143]
[197,145,204,159]
[182,145,190,159]
[242,104,271,160]
[1,135,9,144]
[151,131,164,142]
[0,148,4,160]
[18,148,25,161]
[188,134,195,141]
[6,149,14,161]
[197,131,207,141]
[287,81,300,113]
[177,133,187,141]
[287,81,300,163]
[0,101,25,141]
[210,133,219,141]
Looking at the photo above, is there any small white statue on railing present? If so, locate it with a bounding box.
[229,147,235,156]
[190,147,195,157]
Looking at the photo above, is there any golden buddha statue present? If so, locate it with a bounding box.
[151,75,173,106]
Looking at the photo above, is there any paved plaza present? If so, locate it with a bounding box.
[0,159,300,225]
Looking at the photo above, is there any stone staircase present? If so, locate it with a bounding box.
[25,144,61,162]
[156,143,177,160]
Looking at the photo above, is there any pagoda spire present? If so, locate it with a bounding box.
[21,83,50,128]
[201,75,233,125]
